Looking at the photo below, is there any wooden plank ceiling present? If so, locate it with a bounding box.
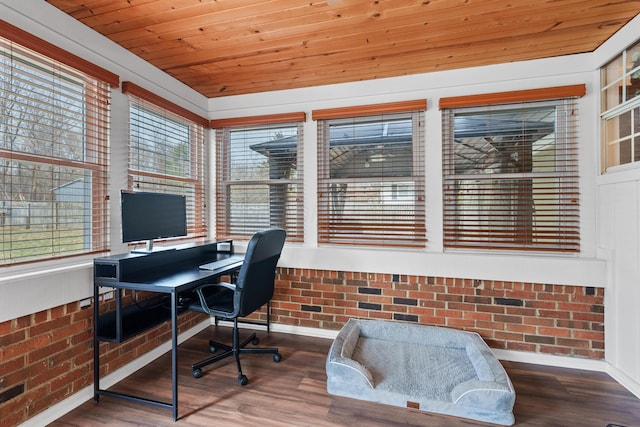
[46,0,640,98]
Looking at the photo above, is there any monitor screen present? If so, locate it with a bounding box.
[121,191,187,244]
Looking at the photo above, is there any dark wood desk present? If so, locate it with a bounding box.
[92,241,243,421]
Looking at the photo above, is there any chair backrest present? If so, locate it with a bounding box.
[234,228,286,317]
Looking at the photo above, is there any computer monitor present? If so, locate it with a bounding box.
[121,191,187,252]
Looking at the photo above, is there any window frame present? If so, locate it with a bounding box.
[440,86,585,253]
[0,22,117,267]
[313,100,427,248]
[123,82,208,246]
[212,112,306,242]
[600,38,640,171]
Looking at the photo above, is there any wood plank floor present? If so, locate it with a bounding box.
[51,326,640,427]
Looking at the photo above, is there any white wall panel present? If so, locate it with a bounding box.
[609,183,640,380]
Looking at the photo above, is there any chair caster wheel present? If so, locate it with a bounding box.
[209,344,216,353]
[273,352,281,362]
[192,369,203,379]
[238,374,248,386]
[252,337,260,345]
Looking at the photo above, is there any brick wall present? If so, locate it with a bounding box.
[271,268,605,359]
[0,296,205,427]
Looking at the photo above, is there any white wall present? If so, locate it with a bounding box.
[0,0,208,323]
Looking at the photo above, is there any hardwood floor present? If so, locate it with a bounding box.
[51,326,640,427]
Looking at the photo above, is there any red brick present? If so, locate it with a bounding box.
[538,310,571,319]
[505,307,537,316]
[494,331,524,341]
[0,319,12,335]
[539,327,572,338]
[557,338,590,348]
[448,302,476,312]
[419,316,446,326]
[557,302,592,313]
[0,355,26,377]
[542,292,570,302]
[507,290,538,300]
[504,323,537,334]
[524,317,555,327]
[435,309,463,318]
[369,312,393,320]
[506,342,536,352]
[27,360,72,391]
[476,320,506,331]
[493,314,523,324]
[574,349,604,359]
[446,318,475,328]
[573,330,604,340]
[476,305,505,314]
[0,329,26,348]
[14,315,31,330]
[525,300,556,309]
[0,410,25,427]
[463,311,492,321]
[28,339,70,365]
[573,312,604,322]
[3,334,51,361]
[539,345,573,355]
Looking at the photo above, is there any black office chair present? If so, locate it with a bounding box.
[188,228,286,385]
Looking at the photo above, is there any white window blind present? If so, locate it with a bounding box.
[125,84,207,244]
[0,32,114,265]
[442,98,580,252]
[215,117,304,241]
[315,102,426,248]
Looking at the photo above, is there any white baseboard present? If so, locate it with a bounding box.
[491,348,607,372]
[214,318,340,340]
[606,363,640,399]
[18,319,210,427]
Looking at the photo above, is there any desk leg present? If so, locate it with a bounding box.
[171,291,178,421]
[93,284,100,402]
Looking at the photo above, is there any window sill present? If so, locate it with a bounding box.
[0,256,95,286]
[599,164,640,184]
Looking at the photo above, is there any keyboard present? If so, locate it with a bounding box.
[198,255,244,271]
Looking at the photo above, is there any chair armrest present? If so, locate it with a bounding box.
[193,282,236,313]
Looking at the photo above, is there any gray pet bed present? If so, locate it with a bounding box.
[326,319,515,426]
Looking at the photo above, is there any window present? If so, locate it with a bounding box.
[314,100,426,248]
[441,86,584,252]
[123,82,207,243]
[0,24,117,265]
[213,113,305,241]
[601,38,640,170]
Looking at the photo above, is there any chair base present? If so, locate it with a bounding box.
[191,329,281,385]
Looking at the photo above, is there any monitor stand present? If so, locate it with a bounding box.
[131,239,176,254]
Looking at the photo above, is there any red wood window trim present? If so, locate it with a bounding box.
[0,19,119,88]
[439,84,586,109]
[211,112,307,128]
[312,100,427,120]
[122,81,208,127]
